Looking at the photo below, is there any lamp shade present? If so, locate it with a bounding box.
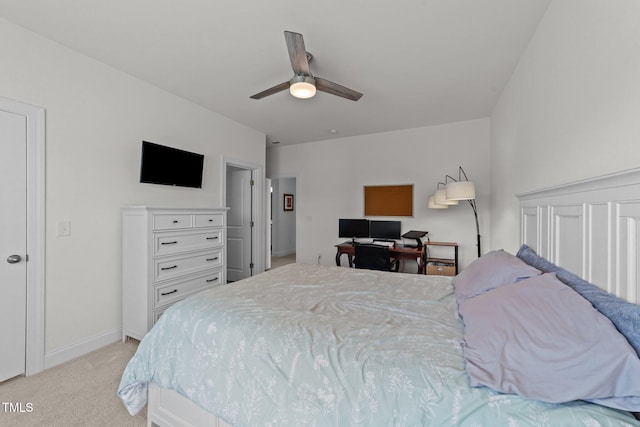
[434,188,459,205]
[446,181,475,200]
[428,194,448,209]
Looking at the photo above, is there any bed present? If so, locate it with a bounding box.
[119,262,639,426]
[118,169,640,426]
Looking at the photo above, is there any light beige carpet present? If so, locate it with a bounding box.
[270,253,296,269]
[0,340,146,427]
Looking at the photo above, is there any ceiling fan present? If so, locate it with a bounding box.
[250,31,363,102]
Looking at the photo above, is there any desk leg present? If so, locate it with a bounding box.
[335,251,354,268]
[417,257,424,274]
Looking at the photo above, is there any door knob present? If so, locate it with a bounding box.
[6,254,22,264]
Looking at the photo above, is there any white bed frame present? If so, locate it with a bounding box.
[518,167,640,304]
[147,382,231,427]
[146,168,640,427]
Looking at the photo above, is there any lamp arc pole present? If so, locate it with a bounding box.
[443,167,481,258]
[467,198,481,258]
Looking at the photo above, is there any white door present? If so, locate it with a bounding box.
[226,168,253,282]
[0,108,28,382]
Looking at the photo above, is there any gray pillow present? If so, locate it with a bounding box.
[452,249,541,303]
[516,244,640,357]
[459,272,640,411]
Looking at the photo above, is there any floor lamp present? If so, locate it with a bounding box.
[428,167,481,258]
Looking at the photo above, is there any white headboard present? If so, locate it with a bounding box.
[517,168,640,304]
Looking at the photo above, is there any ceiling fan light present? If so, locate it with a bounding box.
[289,76,316,99]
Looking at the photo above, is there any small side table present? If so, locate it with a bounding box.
[423,241,458,276]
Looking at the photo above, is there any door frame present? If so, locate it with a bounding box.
[0,97,46,376]
[222,157,264,275]
[269,174,300,259]
[265,177,272,270]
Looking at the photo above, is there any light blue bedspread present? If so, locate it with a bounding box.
[118,264,639,426]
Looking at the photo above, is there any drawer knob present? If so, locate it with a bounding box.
[161,289,178,296]
[161,265,178,271]
[206,257,219,262]
[172,220,179,223]
[206,236,218,240]
[161,241,178,245]
[206,277,218,283]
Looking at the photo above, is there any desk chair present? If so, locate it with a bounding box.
[354,244,398,272]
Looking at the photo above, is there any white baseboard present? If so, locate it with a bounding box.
[44,328,122,370]
[272,249,295,257]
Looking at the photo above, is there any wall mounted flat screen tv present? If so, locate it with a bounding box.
[370,220,402,240]
[140,141,204,188]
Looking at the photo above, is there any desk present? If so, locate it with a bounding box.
[335,242,424,274]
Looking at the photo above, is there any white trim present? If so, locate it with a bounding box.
[0,97,46,376]
[265,177,272,270]
[272,249,296,257]
[516,167,640,200]
[269,173,301,260]
[44,328,121,369]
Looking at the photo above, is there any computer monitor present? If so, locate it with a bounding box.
[338,219,370,244]
[370,220,401,240]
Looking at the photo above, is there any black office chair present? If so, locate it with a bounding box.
[354,243,398,271]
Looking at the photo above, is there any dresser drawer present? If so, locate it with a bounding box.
[154,249,224,282]
[154,229,224,256]
[153,305,170,324]
[194,213,224,228]
[154,270,223,308]
[153,214,193,230]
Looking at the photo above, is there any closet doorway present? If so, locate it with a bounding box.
[223,158,264,282]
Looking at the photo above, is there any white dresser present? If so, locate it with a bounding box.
[122,206,228,341]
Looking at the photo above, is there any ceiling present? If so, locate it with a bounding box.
[0,0,551,146]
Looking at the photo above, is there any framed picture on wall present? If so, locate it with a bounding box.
[283,194,294,211]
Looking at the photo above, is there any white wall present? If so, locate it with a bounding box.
[0,19,265,363]
[271,178,296,257]
[490,0,640,252]
[267,119,491,270]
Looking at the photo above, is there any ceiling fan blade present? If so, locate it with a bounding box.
[284,31,311,76]
[315,77,363,101]
[250,81,290,100]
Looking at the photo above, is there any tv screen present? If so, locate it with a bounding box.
[140,141,204,188]
[370,220,402,240]
[338,218,370,240]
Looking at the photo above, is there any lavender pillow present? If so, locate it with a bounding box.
[516,244,640,357]
[452,250,541,303]
[459,272,640,411]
